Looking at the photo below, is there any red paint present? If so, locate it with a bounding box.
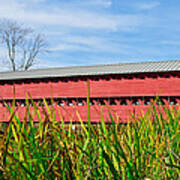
[0,105,177,123]
[0,72,180,122]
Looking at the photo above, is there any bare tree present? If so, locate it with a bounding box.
[0,19,47,71]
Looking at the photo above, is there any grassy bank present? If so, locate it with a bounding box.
[0,97,179,179]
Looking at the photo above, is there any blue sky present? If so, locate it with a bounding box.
[0,0,180,69]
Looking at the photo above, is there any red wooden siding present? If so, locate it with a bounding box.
[1,72,180,100]
[0,72,180,122]
[0,104,178,123]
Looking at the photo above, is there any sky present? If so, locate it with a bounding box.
[0,0,180,70]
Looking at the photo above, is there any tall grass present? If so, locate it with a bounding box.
[0,97,179,179]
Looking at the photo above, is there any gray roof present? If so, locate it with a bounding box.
[1,60,180,81]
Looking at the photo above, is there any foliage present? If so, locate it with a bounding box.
[0,98,179,179]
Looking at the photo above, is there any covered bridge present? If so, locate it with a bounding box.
[0,60,180,123]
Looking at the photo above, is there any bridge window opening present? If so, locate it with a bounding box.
[29,102,33,107]
[62,78,68,82]
[4,101,9,107]
[109,98,116,105]
[20,103,25,107]
[89,100,94,105]
[93,77,99,81]
[135,75,145,80]
[77,101,84,106]
[15,80,23,85]
[97,99,105,105]
[120,100,128,105]
[164,74,170,78]
[39,101,44,106]
[151,75,157,79]
[116,75,122,80]
[51,78,59,83]
[139,76,145,80]
[50,102,55,106]
[68,102,74,106]
[169,99,178,105]
[72,77,78,82]
[144,99,151,105]
[58,101,65,106]
[34,100,40,106]
[3,96,180,108]
[127,76,133,80]
[123,75,129,80]
[156,100,165,105]
[67,100,74,106]
[132,99,141,105]
[41,99,51,106]
[112,75,117,80]
[105,76,111,81]
[47,100,51,105]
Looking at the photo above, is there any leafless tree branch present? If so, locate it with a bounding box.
[0,19,47,71]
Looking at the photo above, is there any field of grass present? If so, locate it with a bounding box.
[0,95,179,180]
[0,80,180,180]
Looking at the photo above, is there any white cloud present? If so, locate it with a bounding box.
[86,0,112,8]
[32,57,85,69]
[0,0,167,70]
[50,35,136,54]
[27,12,142,31]
[62,36,107,47]
[0,0,143,31]
[32,58,62,69]
[137,2,160,10]
[49,44,90,52]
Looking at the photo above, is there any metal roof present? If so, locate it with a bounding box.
[1,60,180,81]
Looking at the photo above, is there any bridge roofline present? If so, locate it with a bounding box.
[0,59,180,81]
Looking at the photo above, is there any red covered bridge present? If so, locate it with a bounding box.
[0,60,180,123]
